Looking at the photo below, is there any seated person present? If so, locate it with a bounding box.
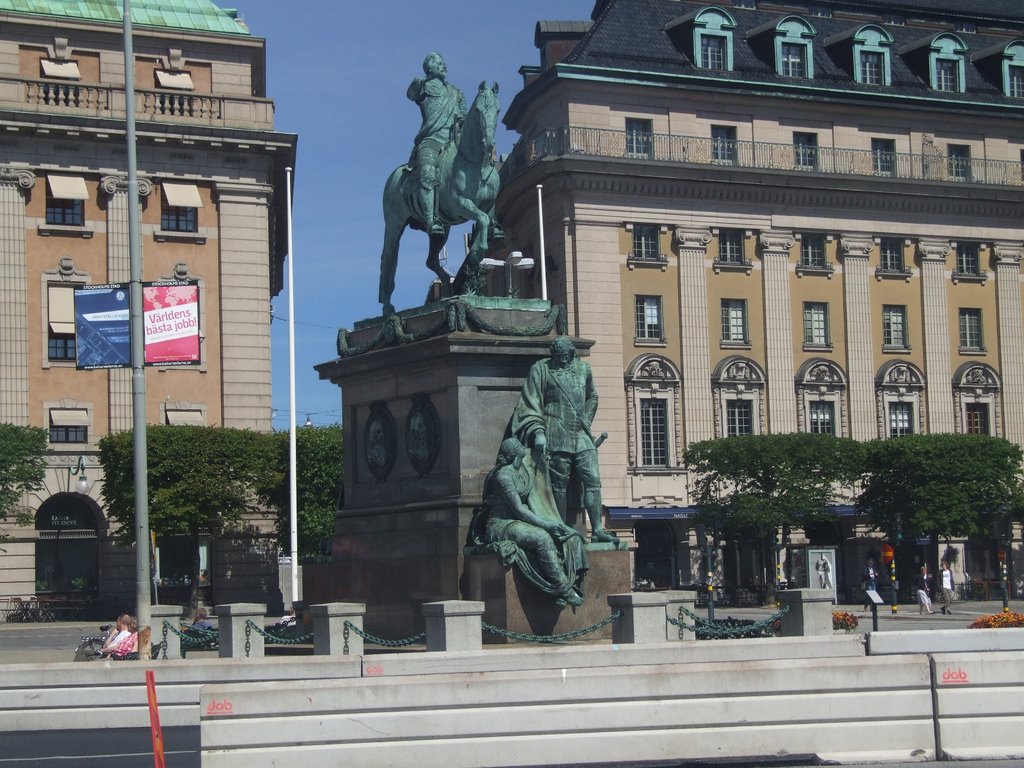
[96,614,131,655]
[98,615,138,658]
[189,607,213,630]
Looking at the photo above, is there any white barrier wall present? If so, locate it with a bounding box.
[932,650,1024,760]
[199,655,936,768]
[0,656,360,731]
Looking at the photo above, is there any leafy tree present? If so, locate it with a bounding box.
[0,423,49,546]
[685,433,863,538]
[260,424,343,558]
[99,425,280,607]
[856,434,1024,541]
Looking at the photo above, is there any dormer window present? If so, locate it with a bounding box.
[1001,42,1024,98]
[929,34,968,93]
[693,8,736,71]
[852,25,894,86]
[774,17,816,79]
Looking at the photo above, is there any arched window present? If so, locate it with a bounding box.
[929,34,968,93]
[851,25,894,86]
[625,355,682,468]
[692,8,737,71]
[952,363,1001,436]
[35,495,99,593]
[875,361,925,438]
[774,17,817,79]
[795,359,847,436]
[712,356,766,437]
[1001,41,1024,98]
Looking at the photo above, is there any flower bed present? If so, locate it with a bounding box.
[832,610,859,632]
[968,611,1024,629]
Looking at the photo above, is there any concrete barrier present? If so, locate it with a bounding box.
[931,650,1024,760]
[867,626,1024,655]
[199,654,936,767]
[0,656,360,731]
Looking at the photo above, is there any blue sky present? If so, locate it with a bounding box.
[228,1,591,429]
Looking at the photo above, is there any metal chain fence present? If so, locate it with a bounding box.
[667,604,789,640]
[481,611,622,644]
[342,620,426,655]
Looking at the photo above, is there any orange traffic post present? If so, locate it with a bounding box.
[145,670,166,768]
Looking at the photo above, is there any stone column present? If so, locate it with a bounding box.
[150,604,186,659]
[215,602,266,659]
[311,602,367,656]
[215,183,273,431]
[0,168,34,425]
[759,231,797,433]
[101,175,152,432]
[919,240,954,433]
[839,235,876,440]
[777,589,834,637]
[608,592,670,644]
[422,600,484,652]
[675,227,714,445]
[994,244,1024,446]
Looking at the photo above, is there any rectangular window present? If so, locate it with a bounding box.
[883,305,908,348]
[780,43,807,78]
[711,125,737,164]
[948,144,971,181]
[726,400,753,436]
[965,403,990,435]
[880,238,904,271]
[889,402,913,437]
[935,59,959,92]
[1010,66,1024,98]
[718,229,743,263]
[161,204,197,232]
[625,117,653,158]
[809,401,835,435]
[800,234,826,267]
[640,399,669,466]
[959,308,983,350]
[872,138,895,176]
[860,51,884,85]
[49,408,89,444]
[45,175,87,226]
[635,295,663,340]
[803,302,830,346]
[48,332,76,362]
[721,299,748,343]
[700,35,726,70]
[793,132,818,170]
[631,224,660,261]
[956,242,980,274]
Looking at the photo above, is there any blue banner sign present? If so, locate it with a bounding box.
[74,284,131,369]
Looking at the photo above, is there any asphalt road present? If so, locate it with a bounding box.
[1,728,198,768]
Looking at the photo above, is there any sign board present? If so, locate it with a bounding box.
[143,280,200,366]
[74,284,131,369]
[880,543,895,564]
[865,589,884,605]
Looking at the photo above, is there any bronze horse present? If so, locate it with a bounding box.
[378,82,503,316]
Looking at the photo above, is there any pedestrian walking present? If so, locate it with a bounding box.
[940,560,955,614]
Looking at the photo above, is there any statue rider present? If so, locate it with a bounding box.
[407,52,466,236]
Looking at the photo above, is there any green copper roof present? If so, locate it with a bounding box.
[0,0,250,35]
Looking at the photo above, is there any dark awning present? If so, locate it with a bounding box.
[608,506,698,520]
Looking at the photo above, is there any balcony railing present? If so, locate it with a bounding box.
[3,76,274,130]
[502,126,1024,189]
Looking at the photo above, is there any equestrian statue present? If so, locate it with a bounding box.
[378,52,503,316]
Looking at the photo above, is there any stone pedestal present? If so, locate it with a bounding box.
[778,588,835,637]
[462,547,632,642]
[308,301,608,638]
